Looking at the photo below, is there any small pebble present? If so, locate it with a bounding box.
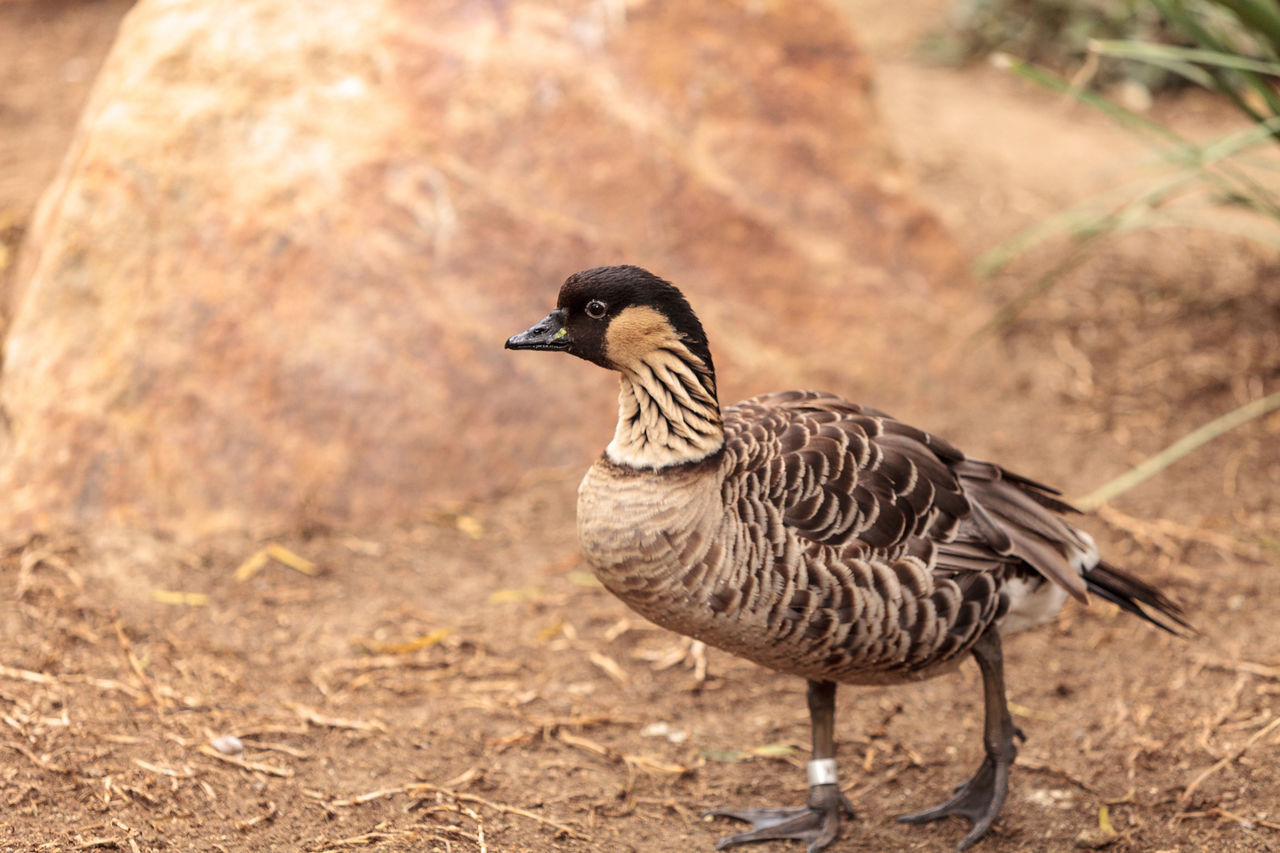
[211,735,244,756]
[641,722,671,738]
[640,721,688,744]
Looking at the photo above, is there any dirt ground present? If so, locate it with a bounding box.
[3,1,1279,852]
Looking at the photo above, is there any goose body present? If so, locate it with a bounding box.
[507,265,1187,851]
[578,390,1084,687]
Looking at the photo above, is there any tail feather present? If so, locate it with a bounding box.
[956,462,1091,602]
[955,458,1081,515]
[1085,559,1194,636]
[954,458,1192,637]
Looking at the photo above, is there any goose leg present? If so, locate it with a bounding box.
[897,630,1017,851]
[707,679,853,852]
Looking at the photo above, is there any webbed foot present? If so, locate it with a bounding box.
[707,781,854,853]
[897,750,1012,850]
[897,630,1019,851]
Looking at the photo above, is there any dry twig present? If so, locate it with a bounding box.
[1180,715,1280,806]
[292,704,388,732]
[133,758,195,778]
[5,742,71,774]
[1176,807,1280,831]
[1097,505,1269,561]
[197,744,292,778]
[234,543,317,581]
[411,782,588,841]
[238,801,278,830]
[1192,654,1280,681]
[323,780,587,840]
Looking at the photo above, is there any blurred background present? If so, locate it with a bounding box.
[0,1,1276,851]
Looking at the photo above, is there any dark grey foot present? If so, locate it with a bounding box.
[897,750,1011,851]
[707,783,854,853]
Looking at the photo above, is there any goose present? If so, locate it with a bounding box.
[505,265,1188,851]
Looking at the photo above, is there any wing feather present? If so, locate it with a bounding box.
[724,390,1096,601]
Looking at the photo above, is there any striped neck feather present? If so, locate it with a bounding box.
[606,344,723,470]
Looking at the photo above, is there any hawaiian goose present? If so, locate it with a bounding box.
[506,265,1188,851]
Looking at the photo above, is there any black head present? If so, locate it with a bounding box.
[505,265,715,376]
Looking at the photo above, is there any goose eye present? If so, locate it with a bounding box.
[585,300,607,319]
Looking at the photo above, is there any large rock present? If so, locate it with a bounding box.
[2,0,967,533]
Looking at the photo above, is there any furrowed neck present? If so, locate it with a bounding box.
[605,345,723,470]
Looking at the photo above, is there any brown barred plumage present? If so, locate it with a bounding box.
[507,266,1189,852]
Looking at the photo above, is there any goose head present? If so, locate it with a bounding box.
[505,265,714,378]
[507,265,723,469]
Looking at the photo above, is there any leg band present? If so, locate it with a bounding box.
[807,758,838,787]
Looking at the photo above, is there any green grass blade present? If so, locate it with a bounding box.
[1090,40,1280,76]
[977,172,1197,276]
[983,116,1280,270]
[996,54,1194,152]
[1153,0,1235,54]
[986,19,1280,341]
[1156,209,1280,248]
[1196,113,1280,170]
[1076,390,1280,511]
[1099,52,1221,89]
[1210,163,1280,217]
[968,234,1105,344]
[1208,0,1280,56]
[1151,0,1280,121]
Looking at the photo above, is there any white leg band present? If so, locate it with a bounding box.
[807,758,838,787]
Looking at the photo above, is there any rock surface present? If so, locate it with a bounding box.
[2,0,967,533]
